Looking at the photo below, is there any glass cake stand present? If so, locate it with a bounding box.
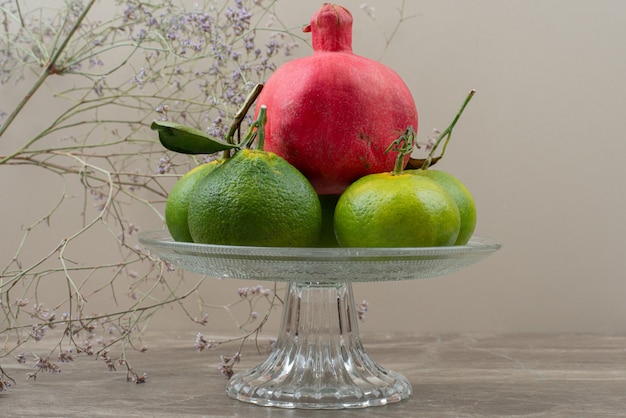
[139,230,500,409]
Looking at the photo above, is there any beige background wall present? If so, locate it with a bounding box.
[342,0,626,334]
[2,0,626,336]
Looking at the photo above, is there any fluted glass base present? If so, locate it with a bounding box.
[139,231,500,409]
[226,281,412,409]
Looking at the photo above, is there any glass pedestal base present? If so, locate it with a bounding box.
[226,281,412,409]
[138,230,500,409]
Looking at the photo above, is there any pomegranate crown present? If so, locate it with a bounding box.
[303,3,353,52]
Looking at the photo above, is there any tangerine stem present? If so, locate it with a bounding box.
[221,83,263,159]
[421,89,476,170]
[238,105,267,150]
[384,126,416,175]
[224,83,264,145]
[256,105,268,151]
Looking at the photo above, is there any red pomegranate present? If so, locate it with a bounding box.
[254,3,418,194]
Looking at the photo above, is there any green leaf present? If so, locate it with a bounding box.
[150,120,240,155]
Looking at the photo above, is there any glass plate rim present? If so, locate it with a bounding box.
[138,229,501,259]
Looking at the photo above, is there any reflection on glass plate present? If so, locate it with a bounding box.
[139,230,500,283]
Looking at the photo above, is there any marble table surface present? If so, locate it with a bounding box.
[2,333,626,417]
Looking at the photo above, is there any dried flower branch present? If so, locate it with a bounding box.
[0,365,15,392]
[0,0,298,387]
[0,0,410,388]
[191,282,282,377]
[359,0,420,61]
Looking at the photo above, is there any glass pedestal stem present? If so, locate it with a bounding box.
[226,281,412,409]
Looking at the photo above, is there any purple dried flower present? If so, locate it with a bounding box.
[357,299,369,322]
[194,313,209,326]
[0,377,12,392]
[244,34,256,52]
[360,3,376,19]
[194,332,215,351]
[31,324,47,341]
[130,372,147,384]
[237,287,249,299]
[15,352,26,364]
[225,2,253,36]
[99,349,116,371]
[265,38,280,57]
[58,349,74,363]
[217,352,241,378]
[423,128,441,153]
[132,68,147,88]
[123,4,137,22]
[93,77,104,97]
[127,223,140,235]
[33,356,61,373]
[157,156,172,174]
